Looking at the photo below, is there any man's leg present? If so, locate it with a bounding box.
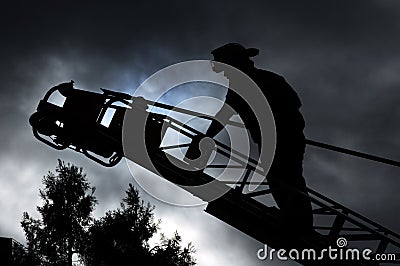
[267,166,313,233]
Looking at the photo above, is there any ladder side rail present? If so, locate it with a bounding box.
[308,188,400,241]
[307,192,400,250]
[235,178,400,251]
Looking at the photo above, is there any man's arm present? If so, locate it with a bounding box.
[206,103,236,137]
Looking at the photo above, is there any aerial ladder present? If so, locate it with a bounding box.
[29,81,400,265]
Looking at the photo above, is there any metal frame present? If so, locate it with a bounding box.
[30,86,130,167]
[142,99,400,265]
[31,87,400,265]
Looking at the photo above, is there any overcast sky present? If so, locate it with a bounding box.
[1,1,400,265]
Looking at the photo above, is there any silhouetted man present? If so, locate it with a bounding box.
[187,43,313,232]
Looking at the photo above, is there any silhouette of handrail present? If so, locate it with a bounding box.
[306,139,400,168]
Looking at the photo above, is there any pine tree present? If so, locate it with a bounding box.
[81,184,196,266]
[21,160,97,265]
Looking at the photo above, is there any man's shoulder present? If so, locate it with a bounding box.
[252,68,287,84]
[252,68,302,108]
[254,68,281,77]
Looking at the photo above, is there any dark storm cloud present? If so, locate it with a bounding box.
[1,1,400,265]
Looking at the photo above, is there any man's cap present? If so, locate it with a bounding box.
[211,43,259,59]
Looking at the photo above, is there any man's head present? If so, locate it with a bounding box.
[211,43,259,72]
